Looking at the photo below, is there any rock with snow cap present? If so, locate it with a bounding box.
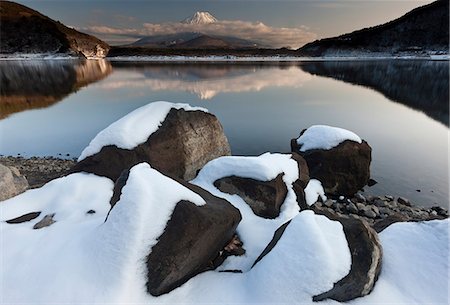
[71,101,231,181]
[291,125,371,196]
[109,164,242,296]
[311,206,383,302]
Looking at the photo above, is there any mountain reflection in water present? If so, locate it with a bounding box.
[0,60,112,119]
[107,62,311,100]
[299,60,449,126]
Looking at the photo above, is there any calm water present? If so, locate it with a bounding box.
[0,59,448,208]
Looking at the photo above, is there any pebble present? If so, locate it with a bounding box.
[397,197,411,206]
[354,193,366,203]
[347,202,358,214]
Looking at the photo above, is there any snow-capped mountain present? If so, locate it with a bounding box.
[181,11,218,24]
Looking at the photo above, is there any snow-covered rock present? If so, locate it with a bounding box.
[293,125,362,152]
[192,152,309,271]
[72,101,230,181]
[291,125,371,196]
[1,158,448,304]
[108,163,241,296]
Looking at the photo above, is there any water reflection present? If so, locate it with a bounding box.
[0,60,112,119]
[106,63,311,99]
[299,60,449,126]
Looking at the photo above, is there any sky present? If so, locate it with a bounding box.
[17,0,435,48]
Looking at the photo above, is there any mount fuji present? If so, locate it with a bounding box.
[128,12,259,49]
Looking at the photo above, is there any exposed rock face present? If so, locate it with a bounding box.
[214,173,287,219]
[71,108,231,181]
[0,164,29,201]
[291,152,310,210]
[0,1,109,58]
[298,0,449,57]
[292,135,371,197]
[110,169,241,296]
[311,207,383,302]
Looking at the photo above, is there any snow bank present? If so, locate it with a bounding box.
[296,125,362,152]
[351,219,449,305]
[191,153,302,271]
[1,159,448,304]
[304,178,327,205]
[78,101,208,161]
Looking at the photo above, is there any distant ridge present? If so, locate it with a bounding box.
[298,0,449,57]
[0,1,110,58]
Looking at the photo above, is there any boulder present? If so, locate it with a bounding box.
[110,167,242,296]
[0,164,29,201]
[214,174,287,219]
[311,207,383,302]
[72,105,231,181]
[291,127,371,197]
[213,153,309,218]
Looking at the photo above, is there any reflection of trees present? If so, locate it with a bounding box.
[105,62,311,99]
[0,60,112,119]
[299,60,449,126]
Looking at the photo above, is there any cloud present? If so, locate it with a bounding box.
[82,19,317,48]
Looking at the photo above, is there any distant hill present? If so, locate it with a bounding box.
[0,1,109,58]
[298,0,449,57]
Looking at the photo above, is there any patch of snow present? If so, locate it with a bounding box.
[191,152,302,271]
[304,179,327,206]
[78,101,208,161]
[296,125,362,152]
[351,219,449,305]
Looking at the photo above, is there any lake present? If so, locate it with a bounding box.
[0,59,448,208]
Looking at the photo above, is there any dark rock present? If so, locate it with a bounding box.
[362,207,377,219]
[385,195,394,201]
[312,207,383,302]
[107,172,242,296]
[214,173,287,219]
[346,202,358,214]
[367,179,378,187]
[291,153,310,210]
[292,134,371,197]
[72,108,231,181]
[33,213,56,229]
[397,197,411,206]
[5,211,41,224]
[431,206,449,217]
[86,210,96,214]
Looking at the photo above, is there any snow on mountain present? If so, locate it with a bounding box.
[182,11,218,24]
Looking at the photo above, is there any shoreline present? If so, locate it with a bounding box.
[1,156,447,229]
[1,54,449,62]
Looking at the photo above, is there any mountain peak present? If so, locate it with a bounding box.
[181,12,218,24]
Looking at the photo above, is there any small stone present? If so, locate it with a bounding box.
[371,205,380,217]
[367,178,378,187]
[416,189,421,192]
[33,214,56,229]
[339,195,345,201]
[324,199,334,208]
[356,202,366,211]
[397,197,411,206]
[385,195,394,201]
[363,207,377,219]
[431,210,438,216]
[86,210,96,214]
[354,193,366,203]
[347,202,358,214]
[373,198,387,207]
